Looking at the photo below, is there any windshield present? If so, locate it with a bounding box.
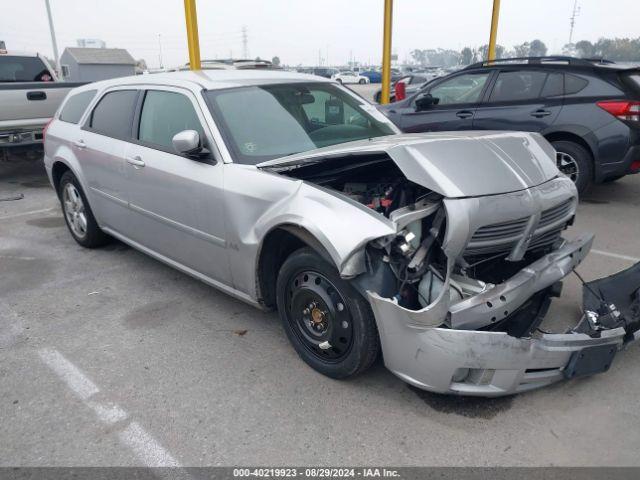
[0,56,53,82]
[204,83,396,164]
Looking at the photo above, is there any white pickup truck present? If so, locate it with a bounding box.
[0,50,83,151]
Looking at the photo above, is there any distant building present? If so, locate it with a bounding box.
[76,38,106,49]
[60,47,136,82]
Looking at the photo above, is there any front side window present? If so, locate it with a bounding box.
[428,72,491,105]
[59,90,97,124]
[488,71,548,102]
[89,90,138,139]
[205,83,395,164]
[138,90,203,150]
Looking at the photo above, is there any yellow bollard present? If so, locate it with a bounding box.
[488,0,501,62]
[380,0,393,105]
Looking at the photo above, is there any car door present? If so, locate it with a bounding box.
[472,69,564,132]
[78,88,140,234]
[395,71,493,132]
[123,87,230,284]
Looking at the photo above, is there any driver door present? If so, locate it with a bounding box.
[398,71,493,132]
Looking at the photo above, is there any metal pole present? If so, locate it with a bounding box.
[44,0,61,77]
[183,0,201,70]
[488,0,501,61]
[380,0,393,104]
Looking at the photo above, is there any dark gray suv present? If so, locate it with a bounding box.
[380,57,640,193]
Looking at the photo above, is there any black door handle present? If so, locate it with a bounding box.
[456,110,474,119]
[531,109,552,118]
[27,91,47,101]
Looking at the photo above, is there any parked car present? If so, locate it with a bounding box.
[360,69,403,84]
[44,70,640,396]
[380,57,640,193]
[0,50,83,151]
[311,68,339,78]
[374,74,430,103]
[331,70,369,85]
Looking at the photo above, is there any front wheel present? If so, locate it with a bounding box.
[358,78,366,84]
[551,140,593,195]
[276,248,380,379]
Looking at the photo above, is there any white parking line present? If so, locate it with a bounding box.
[591,249,640,263]
[0,207,57,221]
[38,347,182,467]
[119,422,181,468]
[39,348,99,401]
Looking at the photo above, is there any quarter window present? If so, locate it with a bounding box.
[59,90,97,124]
[89,90,138,139]
[565,74,589,95]
[540,73,564,97]
[428,73,491,105]
[138,90,203,150]
[488,71,548,102]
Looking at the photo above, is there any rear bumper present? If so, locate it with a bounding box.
[0,127,45,147]
[600,145,640,179]
[367,236,640,397]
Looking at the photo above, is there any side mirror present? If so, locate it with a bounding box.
[172,130,203,156]
[414,93,438,111]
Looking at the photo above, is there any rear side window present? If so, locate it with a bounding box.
[59,90,97,124]
[89,90,138,139]
[540,73,563,97]
[138,90,203,150]
[488,71,547,102]
[565,74,589,95]
[0,55,52,82]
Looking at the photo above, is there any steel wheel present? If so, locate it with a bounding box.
[62,182,88,239]
[556,151,580,183]
[285,270,354,362]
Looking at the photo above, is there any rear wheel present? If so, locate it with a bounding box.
[59,171,110,248]
[551,140,593,195]
[358,78,366,84]
[276,248,379,379]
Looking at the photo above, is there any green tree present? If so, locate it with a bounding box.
[575,40,595,57]
[478,44,505,60]
[460,47,474,65]
[271,56,281,67]
[529,39,548,57]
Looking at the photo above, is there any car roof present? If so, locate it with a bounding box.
[0,51,41,58]
[72,69,332,93]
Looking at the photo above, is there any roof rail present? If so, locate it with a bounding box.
[463,56,614,70]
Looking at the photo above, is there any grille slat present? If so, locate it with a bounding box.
[464,198,574,259]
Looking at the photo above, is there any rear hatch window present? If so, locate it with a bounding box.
[0,55,52,82]
[620,71,640,96]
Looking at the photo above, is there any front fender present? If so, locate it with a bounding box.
[253,182,396,276]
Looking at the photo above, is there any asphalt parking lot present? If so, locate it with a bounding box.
[2,145,640,467]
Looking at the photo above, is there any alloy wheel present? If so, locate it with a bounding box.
[556,151,580,183]
[62,183,88,239]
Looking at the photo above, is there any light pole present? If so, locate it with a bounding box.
[487,0,501,61]
[44,0,61,77]
[380,0,393,104]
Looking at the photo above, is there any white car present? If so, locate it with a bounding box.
[331,71,369,85]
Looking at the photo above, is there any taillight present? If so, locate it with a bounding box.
[596,100,640,122]
[395,81,406,101]
[42,118,53,143]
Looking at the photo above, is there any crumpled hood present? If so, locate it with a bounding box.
[257,131,560,198]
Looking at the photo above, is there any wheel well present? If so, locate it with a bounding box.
[544,132,594,161]
[256,225,333,309]
[51,161,71,197]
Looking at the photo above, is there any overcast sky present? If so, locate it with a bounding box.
[1,0,638,68]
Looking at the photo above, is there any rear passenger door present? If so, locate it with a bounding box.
[79,88,140,234]
[123,87,230,284]
[472,69,564,132]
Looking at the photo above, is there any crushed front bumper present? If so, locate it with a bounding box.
[368,238,640,397]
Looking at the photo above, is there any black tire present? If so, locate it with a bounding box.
[550,140,593,195]
[336,78,343,84]
[358,78,366,84]
[276,247,380,379]
[58,170,111,248]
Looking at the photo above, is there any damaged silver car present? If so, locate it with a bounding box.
[44,71,640,396]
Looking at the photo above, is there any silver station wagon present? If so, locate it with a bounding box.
[44,70,640,396]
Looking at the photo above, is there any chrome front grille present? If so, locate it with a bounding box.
[464,198,575,259]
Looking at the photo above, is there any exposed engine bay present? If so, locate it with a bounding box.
[275,152,574,338]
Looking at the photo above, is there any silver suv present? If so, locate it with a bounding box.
[44,70,640,396]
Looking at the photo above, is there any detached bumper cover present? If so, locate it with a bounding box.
[368,238,640,397]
